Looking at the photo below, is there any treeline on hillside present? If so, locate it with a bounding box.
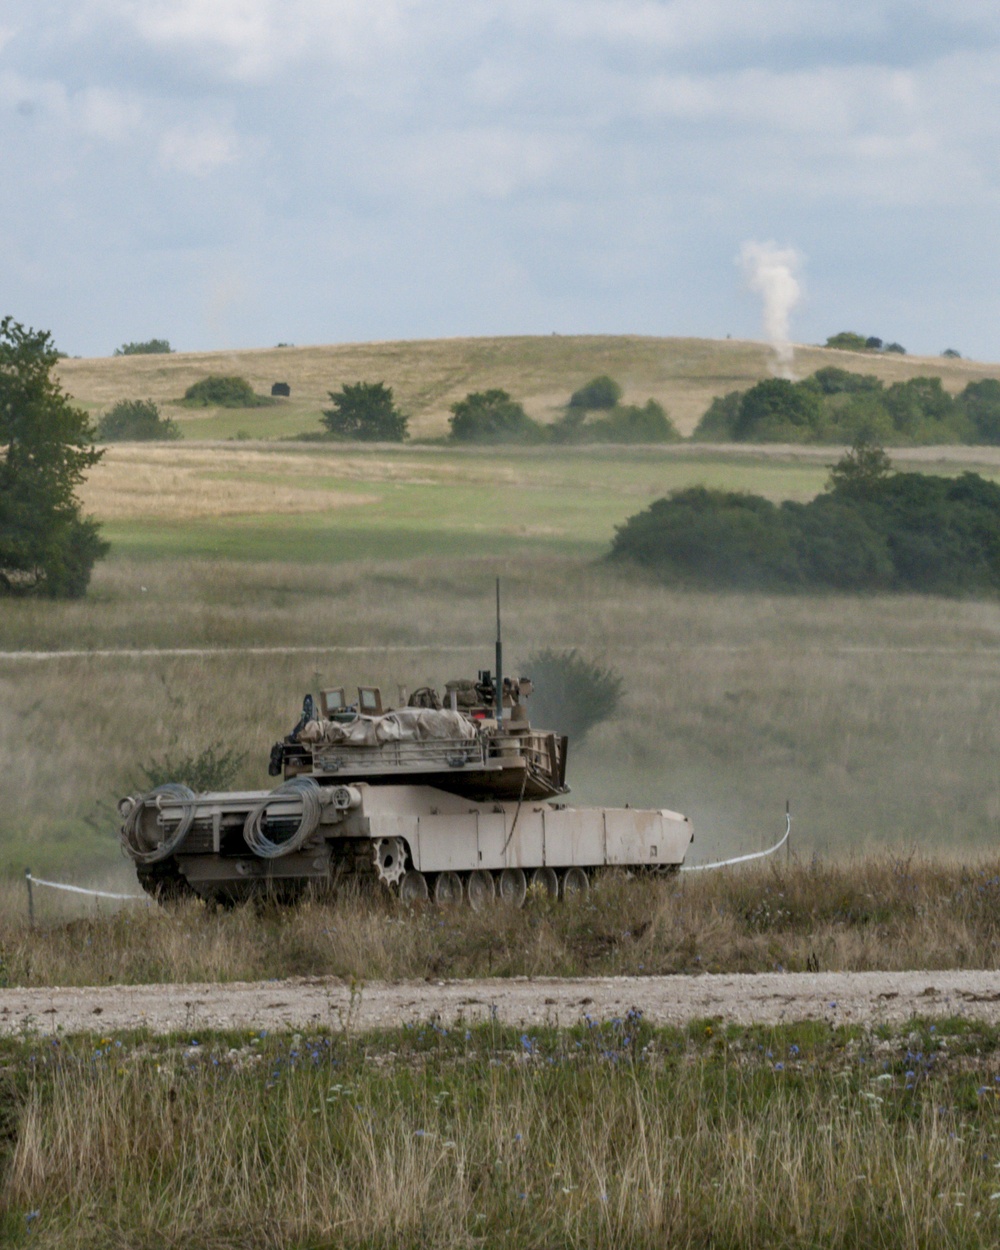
[694,370,1000,446]
[610,442,1000,594]
[448,378,680,445]
[303,374,682,444]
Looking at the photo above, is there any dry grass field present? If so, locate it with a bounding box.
[5,857,1000,986]
[55,334,1000,439]
[4,552,1000,881]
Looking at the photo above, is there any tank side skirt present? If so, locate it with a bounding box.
[395,804,691,873]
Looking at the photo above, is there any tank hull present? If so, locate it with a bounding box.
[124,782,693,904]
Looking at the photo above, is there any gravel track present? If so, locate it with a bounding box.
[4,970,1000,1037]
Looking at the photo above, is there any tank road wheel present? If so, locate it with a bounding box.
[466,869,495,912]
[399,870,429,904]
[529,866,559,900]
[498,867,527,908]
[373,837,407,889]
[433,871,463,907]
[561,866,590,900]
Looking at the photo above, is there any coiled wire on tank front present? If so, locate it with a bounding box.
[120,783,198,864]
[243,777,323,859]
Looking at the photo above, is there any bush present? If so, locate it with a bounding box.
[733,378,823,442]
[520,649,624,744]
[554,399,680,444]
[884,342,907,354]
[610,441,1000,596]
[183,376,272,408]
[825,332,869,351]
[942,348,962,359]
[449,390,545,444]
[567,376,622,411]
[958,379,1000,444]
[321,382,408,441]
[114,339,173,356]
[811,367,882,396]
[692,391,742,441]
[610,487,801,589]
[140,743,248,792]
[96,399,181,442]
[693,368,997,446]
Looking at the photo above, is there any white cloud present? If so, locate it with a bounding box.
[390,127,567,201]
[78,86,142,141]
[158,123,239,175]
[104,0,417,81]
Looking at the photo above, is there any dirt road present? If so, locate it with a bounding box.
[3,970,1000,1037]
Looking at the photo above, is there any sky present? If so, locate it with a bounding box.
[2,1,999,360]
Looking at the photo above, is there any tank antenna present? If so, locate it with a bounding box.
[495,578,503,722]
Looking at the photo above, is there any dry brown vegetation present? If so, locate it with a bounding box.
[55,334,1000,438]
[4,856,1000,988]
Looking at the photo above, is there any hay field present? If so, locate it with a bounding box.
[55,334,1000,439]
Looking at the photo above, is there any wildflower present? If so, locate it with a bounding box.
[514,1132,522,1142]
[789,1044,800,1057]
[774,1063,784,1072]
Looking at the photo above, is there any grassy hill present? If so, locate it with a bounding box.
[55,335,1000,440]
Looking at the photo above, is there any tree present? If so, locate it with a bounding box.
[97,399,181,442]
[567,376,622,411]
[825,332,869,351]
[580,399,681,443]
[811,367,883,396]
[448,389,544,443]
[827,436,893,499]
[958,379,1000,444]
[865,336,883,351]
[733,378,823,441]
[114,339,173,356]
[0,316,108,597]
[321,381,408,441]
[692,390,743,441]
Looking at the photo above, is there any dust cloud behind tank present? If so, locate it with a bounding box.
[118,607,693,906]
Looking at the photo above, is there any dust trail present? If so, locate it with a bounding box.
[739,240,803,377]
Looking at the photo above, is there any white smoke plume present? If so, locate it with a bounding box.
[739,241,803,377]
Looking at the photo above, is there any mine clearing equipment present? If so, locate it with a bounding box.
[118,589,693,905]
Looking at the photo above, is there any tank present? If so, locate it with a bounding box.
[118,669,693,906]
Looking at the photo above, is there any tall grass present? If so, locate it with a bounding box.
[4,858,1000,988]
[5,1014,1000,1248]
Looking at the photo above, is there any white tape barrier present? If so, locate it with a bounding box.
[680,812,791,873]
[26,874,145,902]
